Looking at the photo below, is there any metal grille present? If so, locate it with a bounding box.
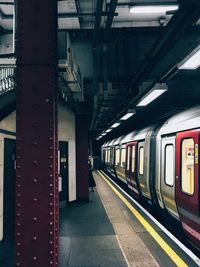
[0,67,15,94]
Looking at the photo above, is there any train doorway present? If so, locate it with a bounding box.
[59,141,69,203]
[175,130,200,247]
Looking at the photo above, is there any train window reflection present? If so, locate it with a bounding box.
[127,146,130,170]
[131,146,135,172]
[107,148,110,163]
[115,148,120,166]
[111,148,114,165]
[139,146,144,175]
[121,148,126,168]
[181,138,194,195]
[164,144,174,186]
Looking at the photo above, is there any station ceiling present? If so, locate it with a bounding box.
[0,0,200,143]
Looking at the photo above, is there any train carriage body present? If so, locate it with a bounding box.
[101,105,200,248]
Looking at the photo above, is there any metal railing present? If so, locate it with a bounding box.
[0,67,15,94]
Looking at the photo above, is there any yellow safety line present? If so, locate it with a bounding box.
[116,170,126,178]
[98,170,188,267]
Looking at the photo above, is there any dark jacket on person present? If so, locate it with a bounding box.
[88,161,96,187]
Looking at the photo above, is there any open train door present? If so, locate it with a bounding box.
[175,129,200,247]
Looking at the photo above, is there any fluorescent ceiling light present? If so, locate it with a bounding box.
[106,129,112,133]
[130,5,179,14]
[120,109,136,120]
[137,84,167,107]
[178,46,200,70]
[111,122,120,128]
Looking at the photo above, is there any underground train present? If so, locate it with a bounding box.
[101,105,200,249]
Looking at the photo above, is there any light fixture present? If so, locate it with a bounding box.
[106,129,112,133]
[120,109,136,120]
[130,4,179,14]
[137,83,168,107]
[178,45,200,70]
[111,122,121,128]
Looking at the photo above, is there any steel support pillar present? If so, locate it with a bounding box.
[16,1,58,266]
[76,114,90,201]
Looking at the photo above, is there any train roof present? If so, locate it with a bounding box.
[101,105,200,148]
[158,105,200,136]
[121,126,153,144]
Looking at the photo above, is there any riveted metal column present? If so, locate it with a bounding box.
[16,0,58,266]
[76,114,90,201]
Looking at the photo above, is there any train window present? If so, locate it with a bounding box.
[164,144,174,186]
[127,146,130,170]
[131,146,135,172]
[139,146,144,175]
[101,150,104,162]
[115,148,120,166]
[103,150,106,162]
[110,148,114,165]
[107,148,110,163]
[120,148,126,168]
[106,149,108,163]
[181,138,194,195]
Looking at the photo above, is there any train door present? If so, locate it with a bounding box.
[126,142,140,198]
[137,142,145,197]
[3,138,16,240]
[175,130,200,247]
[161,136,179,220]
[115,145,126,183]
[110,146,115,176]
[59,141,69,202]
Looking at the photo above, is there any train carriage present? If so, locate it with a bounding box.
[101,105,200,249]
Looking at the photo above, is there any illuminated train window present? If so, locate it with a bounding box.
[181,138,194,195]
[107,148,110,163]
[127,146,130,171]
[139,146,144,175]
[115,148,120,166]
[131,146,135,173]
[164,144,174,186]
[120,148,126,168]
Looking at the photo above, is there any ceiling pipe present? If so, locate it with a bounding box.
[93,0,104,45]
[94,0,200,139]
[0,2,13,5]
[58,12,118,18]
[116,0,200,113]
[105,0,118,31]
[130,1,200,89]
[90,0,105,133]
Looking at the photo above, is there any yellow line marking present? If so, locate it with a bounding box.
[139,183,145,189]
[116,170,126,178]
[98,170,188,267]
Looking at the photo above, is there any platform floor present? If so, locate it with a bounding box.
[59,171,158,267]
[59,183,128,267]
[1,170,200,266]
[60,170,200,267]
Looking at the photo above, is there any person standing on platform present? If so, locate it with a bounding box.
[88,158,96,192]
